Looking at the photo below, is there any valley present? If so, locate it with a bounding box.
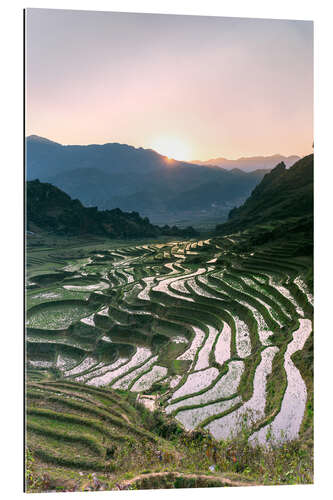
[26,136,268,227]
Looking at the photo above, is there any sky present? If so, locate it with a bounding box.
[25,9,313,161]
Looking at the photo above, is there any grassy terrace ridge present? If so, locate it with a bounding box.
[25,230,313,491]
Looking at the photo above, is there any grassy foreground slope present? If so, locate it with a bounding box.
[26,372,257,492]
[26,367,312,492]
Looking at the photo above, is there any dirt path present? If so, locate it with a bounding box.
[117,471,256,489]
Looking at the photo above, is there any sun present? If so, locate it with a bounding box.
[150,136,191,162]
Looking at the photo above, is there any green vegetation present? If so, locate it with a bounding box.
[25,155,313,492]
[25,378,312,492]
[216,154,313,248]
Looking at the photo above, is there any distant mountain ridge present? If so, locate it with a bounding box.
[193,154,300,172]
[26,135,271,225]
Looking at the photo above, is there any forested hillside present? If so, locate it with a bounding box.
[216,154,313,247]
[27,180,197,239]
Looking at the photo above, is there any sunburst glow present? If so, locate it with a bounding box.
[150,137,191,162]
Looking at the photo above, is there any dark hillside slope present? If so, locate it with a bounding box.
[216,154,313,239]
[27,180,198,239]
[26,180,159,238]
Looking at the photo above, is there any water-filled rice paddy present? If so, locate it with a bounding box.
[26,234,313,448]
[26,301,93,329]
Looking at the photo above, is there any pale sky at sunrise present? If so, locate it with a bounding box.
[25,8,313,161]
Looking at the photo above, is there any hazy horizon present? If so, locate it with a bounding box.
[26,9,313,161]
[27,133,304,165]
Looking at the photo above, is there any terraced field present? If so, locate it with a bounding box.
[26,234,313,488]
[26,376,180,473]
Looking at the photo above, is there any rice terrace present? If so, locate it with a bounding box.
[25,203,313,491]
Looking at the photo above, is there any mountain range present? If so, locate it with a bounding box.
[26,136,272,226]
[192,154,300,172]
